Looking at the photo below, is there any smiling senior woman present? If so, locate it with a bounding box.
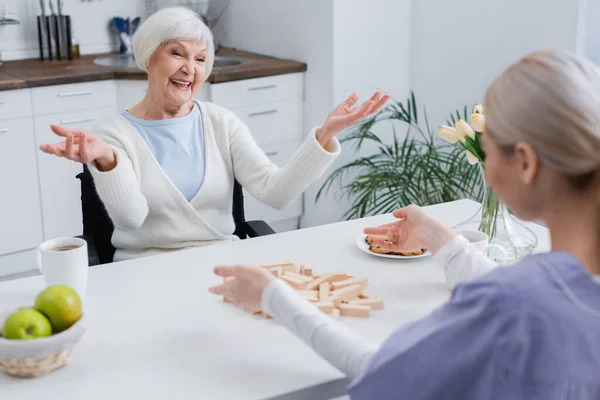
[39,7,389,261]
[210,49,600,399]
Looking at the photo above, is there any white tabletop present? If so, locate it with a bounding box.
[0,200,550,399]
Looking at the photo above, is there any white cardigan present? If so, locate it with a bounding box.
[88,101,340,261]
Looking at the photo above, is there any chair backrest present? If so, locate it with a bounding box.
[76,165,247,264]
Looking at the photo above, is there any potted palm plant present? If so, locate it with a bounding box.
[316,93,484,220]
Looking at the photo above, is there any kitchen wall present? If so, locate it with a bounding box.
[0,0,144,60]
[410,0,583,129]
[220,0,587,228]
[218,0,412,226]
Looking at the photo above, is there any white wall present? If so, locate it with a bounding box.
[0,0,144,60]
[218,0,412,227]
[410,0,582,129]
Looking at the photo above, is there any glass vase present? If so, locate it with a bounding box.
[453,165,538,264]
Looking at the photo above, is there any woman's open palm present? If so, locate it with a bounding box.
[40,125,111,164]
[318,91,391,144]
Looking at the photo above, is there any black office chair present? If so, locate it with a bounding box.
[76,165,275,266]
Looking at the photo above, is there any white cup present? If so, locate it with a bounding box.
[36,237,89,298]
[455,229,508,263]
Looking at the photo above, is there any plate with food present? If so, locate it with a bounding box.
[356,234,431,259]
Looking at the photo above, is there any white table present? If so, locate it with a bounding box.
[0,200,550,399]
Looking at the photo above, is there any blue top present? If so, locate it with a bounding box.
[349,252,600,399]
[122,103,205,201]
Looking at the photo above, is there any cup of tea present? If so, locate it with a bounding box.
[454,229,508,263]
[36,237,88,298]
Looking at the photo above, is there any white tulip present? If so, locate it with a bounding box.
[471,113,485,132]
[455,119,475,141]
[473,104,484,114]
[438,125,461,143]
[466,150,479,165]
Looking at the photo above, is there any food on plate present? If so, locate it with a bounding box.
[365,235,427,257]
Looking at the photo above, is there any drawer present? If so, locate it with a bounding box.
[34,106,118,239]
[0,89,33,120]
[231,100,303,147]
[32,80,117,115]
[0,249,37,278]
[243,141,304,224]
[0,117,44,255]
[211,73,303,109]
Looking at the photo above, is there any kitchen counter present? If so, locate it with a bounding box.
[0,48,307,91]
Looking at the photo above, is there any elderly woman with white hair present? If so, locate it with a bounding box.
[40,7,389,261]
[210,49,600,399]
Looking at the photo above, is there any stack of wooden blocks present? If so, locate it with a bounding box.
[259,263,384,318]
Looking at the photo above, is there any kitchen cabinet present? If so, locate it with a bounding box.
[0,117,43,256]
[34,106,118,239]
[0,72,305,277]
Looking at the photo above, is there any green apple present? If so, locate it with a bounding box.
[2,308,52,340]
[34,285,82,333]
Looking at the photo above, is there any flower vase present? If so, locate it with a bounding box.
[453,166,538,263]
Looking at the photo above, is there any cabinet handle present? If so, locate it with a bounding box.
[248,109,278,118]
[265,151,279,157]
[57,91,93,98]
[59,117,95,125]
[248,84,277,92]
[0,128,8,134]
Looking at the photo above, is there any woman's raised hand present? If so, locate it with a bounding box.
[316,91,390,148]
[40,125,116,170]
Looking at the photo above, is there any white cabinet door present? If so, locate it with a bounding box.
[32,81,117,116]
[0,89,33,120]
[242,140,303,224]
[230,100,303,147]
[34,107,118,239]
[0,117,44,255]
[0,249,37,278]
[211,73,303,109]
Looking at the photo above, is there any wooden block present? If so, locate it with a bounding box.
[303,268,313,277]
[348,298,384,310]
[313,301,334,313]
[339,304,371,317]
[327,308,340,319]
[319,282,330,301]
[283,264,297,274]
[305,274,332,290]
[302,294,320,302]
[260,262,294,269]
[329,295,343,307]
[305,273,347,290]
[261,311,273,319]
[331,284,363,301]
[296,290,319,297]
[331,277,368,290]
[270,267,283,278]
[359,293,377,299]
[328,273,351,283]
[281,275,306,289]
[284,272,314,283]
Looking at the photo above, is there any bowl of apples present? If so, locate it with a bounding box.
[0,285,85,378]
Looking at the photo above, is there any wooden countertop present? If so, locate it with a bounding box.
[0,48,307,91]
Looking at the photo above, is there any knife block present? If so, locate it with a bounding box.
[37,14,73,61]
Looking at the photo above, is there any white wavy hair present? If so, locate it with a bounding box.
[485,49,600,180]
[133,6,215,80]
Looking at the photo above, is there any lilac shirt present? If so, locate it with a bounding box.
[349,252,600,399]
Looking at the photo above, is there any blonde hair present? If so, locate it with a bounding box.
[133,6,215,79]
[485,49,600,181]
